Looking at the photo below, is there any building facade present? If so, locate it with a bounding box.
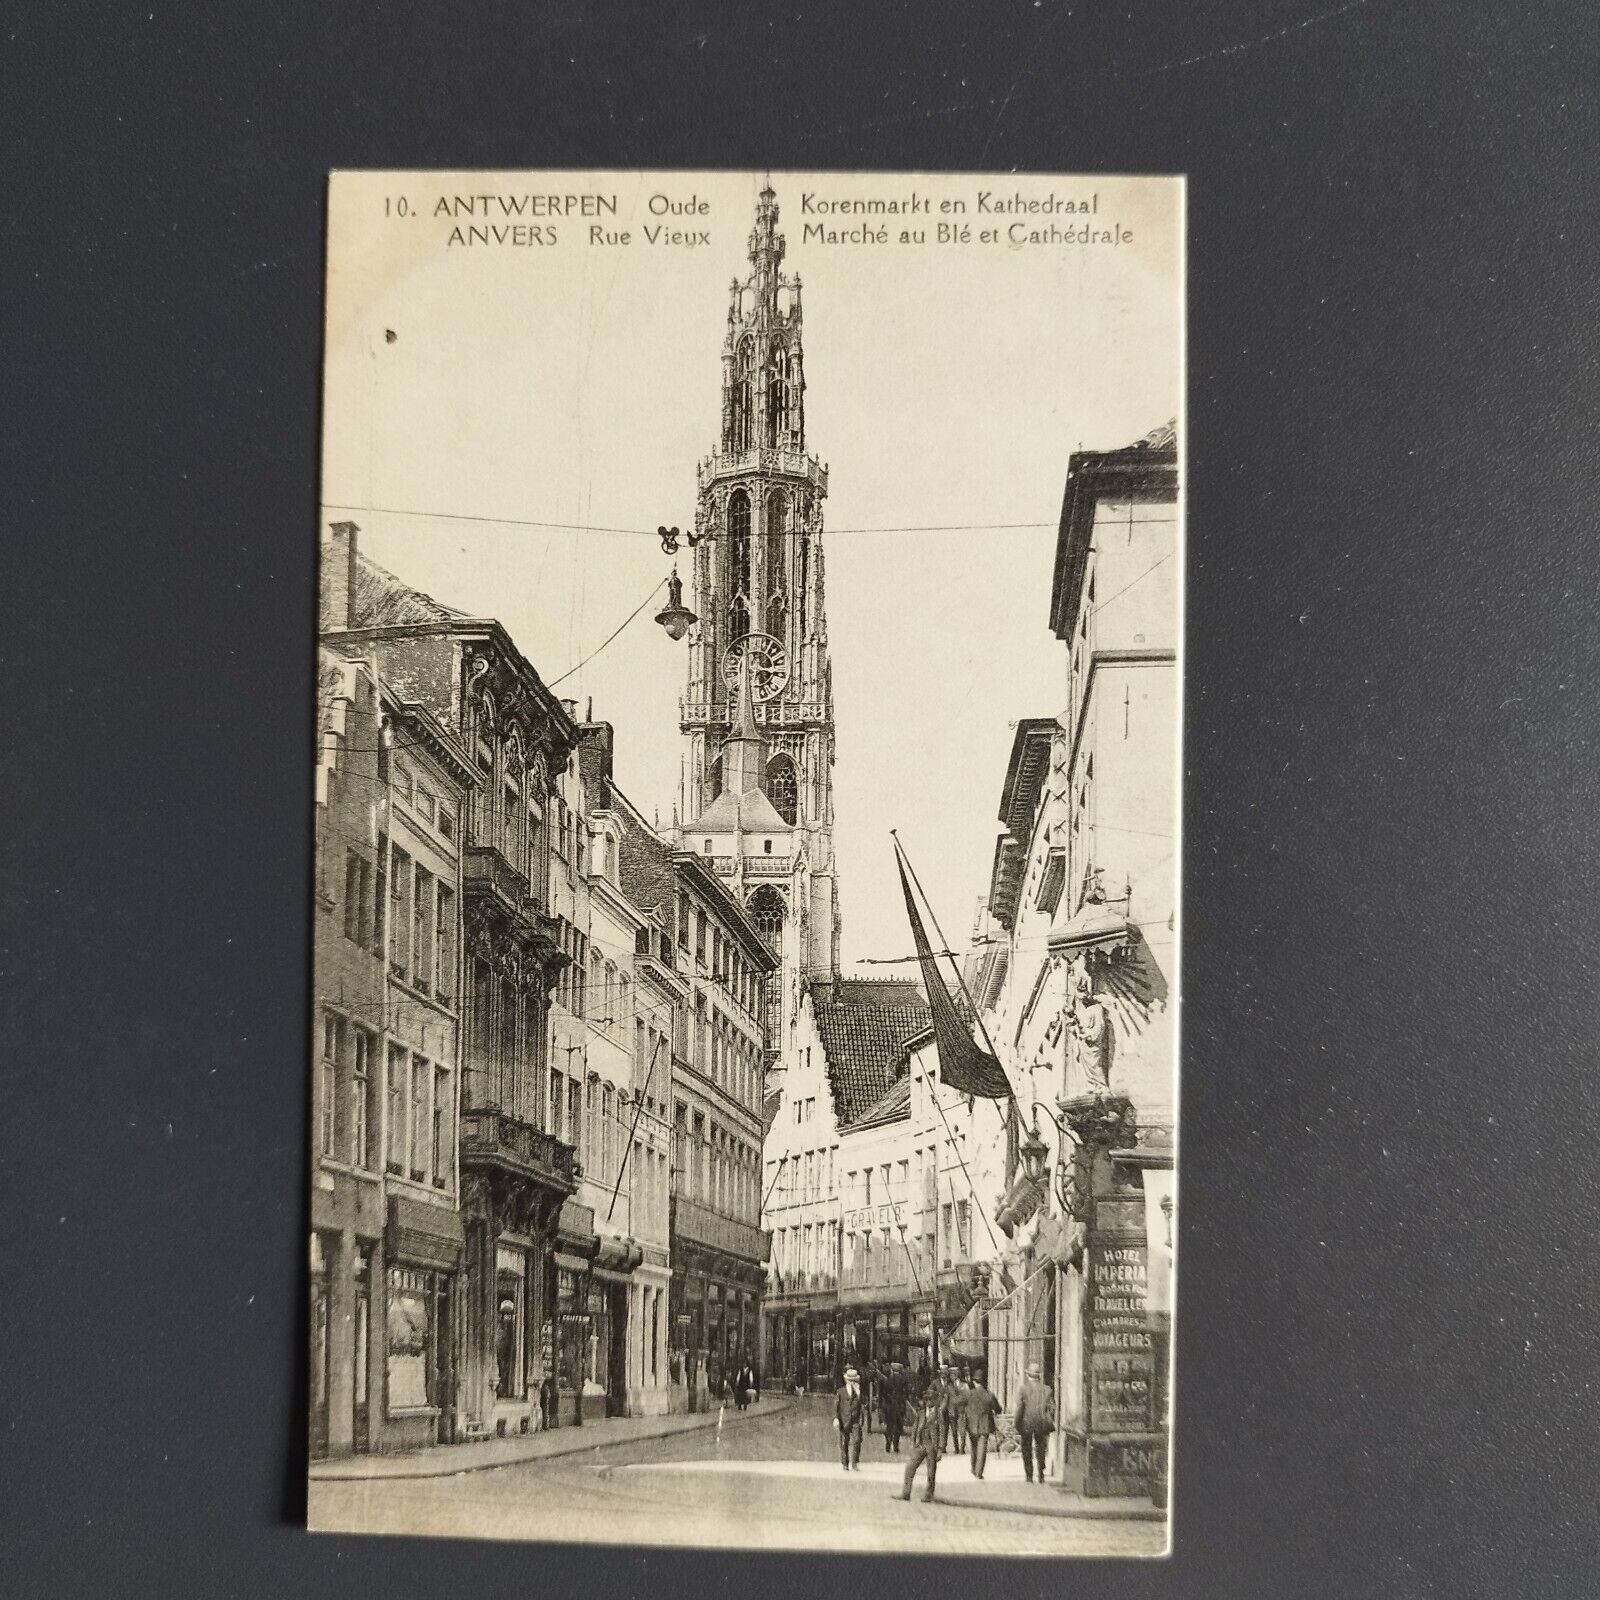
[322,521,582,1443]
[313,530,480,1457]
[1043,423,1178,1499]
[666,853,776,1408]
[568,718,673,1421]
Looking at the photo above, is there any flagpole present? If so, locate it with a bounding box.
[891,832,1021,1128]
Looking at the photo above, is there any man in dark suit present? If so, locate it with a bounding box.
[896,1387,945,1503]
[962,1365,1001,1479]
[880,1361,909,1453]
[833,1364,866,1471]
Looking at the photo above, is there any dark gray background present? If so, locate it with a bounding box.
[4,2,1597,1594]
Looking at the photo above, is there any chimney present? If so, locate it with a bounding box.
[320,521,359,631]
[579,720,616,785]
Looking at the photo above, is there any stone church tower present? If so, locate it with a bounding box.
[680,184,841,1045]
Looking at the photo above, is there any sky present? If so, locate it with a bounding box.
[320,170,1181,973]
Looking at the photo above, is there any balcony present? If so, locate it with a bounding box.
[460,1108,575,1193]
[744,855,792,877]
[672,1194,771,1265]
[463,846,563,961]
[463,844,529,913]
[697,446,827,492]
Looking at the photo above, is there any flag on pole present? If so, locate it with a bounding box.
[894,846,1013,1099]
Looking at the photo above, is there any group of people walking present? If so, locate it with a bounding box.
[831,1358,1056,1504]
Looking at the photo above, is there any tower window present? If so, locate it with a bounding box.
[747,886,785,952]
[728,491,751,629]
[732,338,754,451]
[767,347,790,443]
[766,754,797,826]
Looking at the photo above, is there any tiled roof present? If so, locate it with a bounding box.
[846,1072,911,1132]
[351,553,467,627]
[618,813,674,918]
[809,979,930,1127]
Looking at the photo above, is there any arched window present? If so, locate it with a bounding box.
[747,885,786,952]
[727,491,751,622]
[732,338,754,450]
[796,534,809,638]
[707,754,723,801]
[765,755,797,825]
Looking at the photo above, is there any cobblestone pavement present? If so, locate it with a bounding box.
[310,1400,1167,1558]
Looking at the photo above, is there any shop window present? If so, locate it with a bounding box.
[387,1266,442,1410]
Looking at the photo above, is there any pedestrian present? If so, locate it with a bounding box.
[943,1364,969,1455]
[833,1364,867,1472]
[897,1387,945,1503]
[881,1361,909,1453]
[962,1365,1001,1479]
[734,1359,755,1411]
[1015,1360,1056,1483]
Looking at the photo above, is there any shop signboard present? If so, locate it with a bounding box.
[842,1200,907,1232]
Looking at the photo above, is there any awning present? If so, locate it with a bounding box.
[1048,895,1134,956]
[386,1193,464,1273]
[945,1262,1055,1357]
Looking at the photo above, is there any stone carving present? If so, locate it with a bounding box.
[1066,959,1112,1094]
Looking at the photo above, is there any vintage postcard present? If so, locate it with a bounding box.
[309,169,1181,1556]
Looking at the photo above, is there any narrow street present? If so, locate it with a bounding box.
[310,1399,1165,1556]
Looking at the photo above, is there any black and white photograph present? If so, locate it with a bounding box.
[308,169,1182,1555]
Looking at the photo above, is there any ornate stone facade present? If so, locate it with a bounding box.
[680,186,842,1050]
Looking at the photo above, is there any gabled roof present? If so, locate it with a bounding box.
[352,553,467,627]
[808,979,930,1127]
[846,1072,911,1132]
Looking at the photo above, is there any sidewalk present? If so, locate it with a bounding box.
[310,1399,795,1482]
[626,1454,1166,1523]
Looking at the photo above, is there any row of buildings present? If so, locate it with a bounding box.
[757,423,1179,1502]
[311,520,776,1456]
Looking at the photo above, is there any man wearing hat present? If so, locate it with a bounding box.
[942,1363,969,1456]
[1014,1360,1056,1484]
[880,1360,909,1454]
[833,1365,867,1472]
[962,1364,1002,1480]
[897,1384,945,1503]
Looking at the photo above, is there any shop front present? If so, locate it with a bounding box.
[309,1163,384,1460]
[382,1193,464,1451]
[669,1252,763,1410]
[457,1120,575,1442]
[552,1198,601,1425]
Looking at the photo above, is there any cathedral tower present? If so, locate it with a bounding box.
[680,185,841,1039]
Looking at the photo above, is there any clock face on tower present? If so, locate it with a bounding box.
[722,632,790,702]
